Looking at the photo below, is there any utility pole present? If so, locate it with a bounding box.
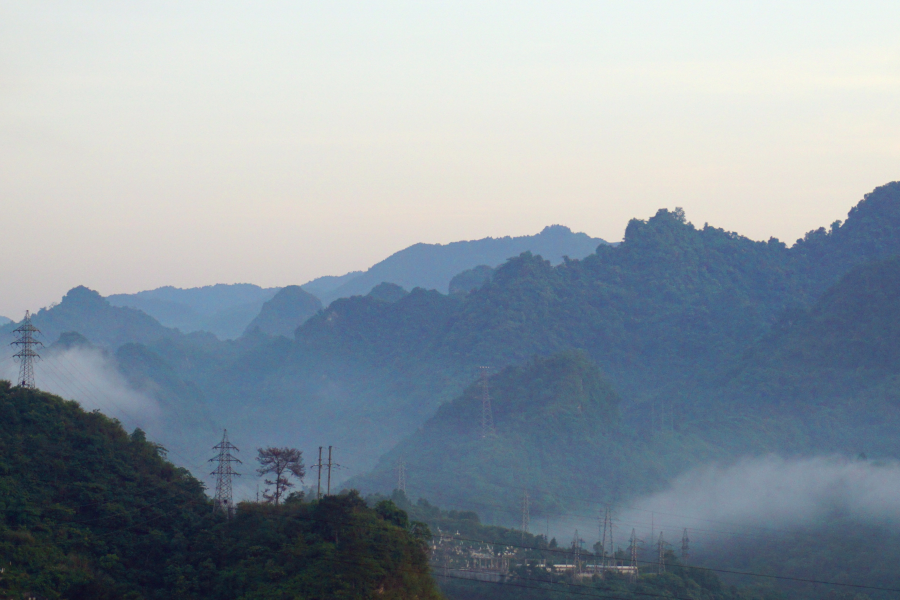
[521,490,530,540]
[316,447,323,500]
[326,446,333,496]
[11,311,42,389]
[397,460,407,494]
[209,430,241,518]
[657,532,665,574]
[478,366,495,439]
[681,528,690,565]
[630,528,638,583]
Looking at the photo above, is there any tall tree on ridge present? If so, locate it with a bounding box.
[257,447,305,505]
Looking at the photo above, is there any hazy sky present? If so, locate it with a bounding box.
[2,2,899,318]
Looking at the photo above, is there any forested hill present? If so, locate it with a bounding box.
[105,182,900,485]
[693,255,900,458]
[295,181,900,399]
[0,382,441,600]
[350,351,632,516]
[354,255,900,516]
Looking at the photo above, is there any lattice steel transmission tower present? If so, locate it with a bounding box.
[209,430,241,518]
[571,530,581,575]
[521,490,530,539]
[600,508,609,567]
[397,460,407,494]
[11,311,42,389]
[600,507,614,567]
[629,528,638,583]
[478,366,495,439]
[657,531,665,574]
[681,528,690,564]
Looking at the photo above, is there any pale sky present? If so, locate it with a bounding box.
[2,1,899,318]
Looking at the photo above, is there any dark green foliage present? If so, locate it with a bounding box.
[0,383,442,600]
[0,380,212,599]
[194,494,440,600]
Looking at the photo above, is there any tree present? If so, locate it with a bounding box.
[256,447,305,505]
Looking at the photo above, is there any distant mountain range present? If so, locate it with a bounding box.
[300,225,607,305]
[99,225,604,340]
[2,286,178,349]
[107,283,281,340]
[7,184,900,519]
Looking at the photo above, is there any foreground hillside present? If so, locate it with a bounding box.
[0,383,441,600]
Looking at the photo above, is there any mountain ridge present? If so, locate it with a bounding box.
[303,224,607,304]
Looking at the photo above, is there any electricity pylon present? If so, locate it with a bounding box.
[209,430,241,518]
[11,311,42,389]
[630,528,638,583]
[397,460,407,494]
[657,531,665,574]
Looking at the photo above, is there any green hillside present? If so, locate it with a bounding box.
[0,382,441,600]
[356,251,900,515]
[694,255,900,458]
[350,351,633,516]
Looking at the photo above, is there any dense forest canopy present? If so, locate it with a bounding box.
[0,383,440,600]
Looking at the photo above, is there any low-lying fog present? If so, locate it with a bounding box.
[547,455,900,552]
